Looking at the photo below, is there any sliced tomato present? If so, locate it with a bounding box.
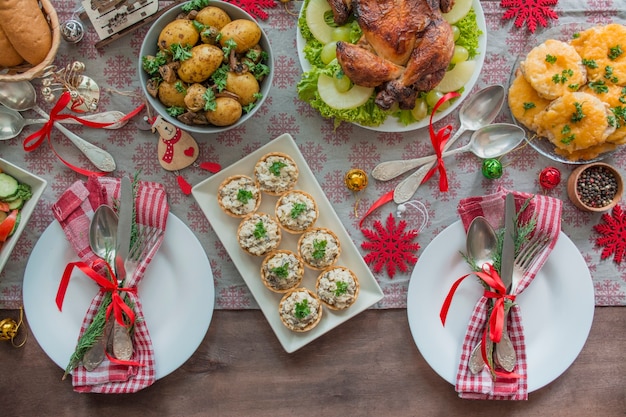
[0,201,9,212]
[0,209,18,242]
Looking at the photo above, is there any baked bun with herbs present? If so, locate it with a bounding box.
[275,190,318,233]
[297,227,341,270]
[254,152,299,195]
[237,212,281,256]
[260,250,304,293]
[315,266,359,310]
[217,174,261,217]
[279,288,322,332]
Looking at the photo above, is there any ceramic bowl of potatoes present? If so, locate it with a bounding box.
[138,0,274,134]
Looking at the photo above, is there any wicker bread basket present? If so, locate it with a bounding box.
[0,0,60,81]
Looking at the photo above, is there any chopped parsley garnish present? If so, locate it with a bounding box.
[237,189,254,204]
[334,281,349,296]
[175,81,187,94]
[253,220,267,239]
[545,54,557,64]
[523,102,536,111]
[552,69,574,84]
[571,102,585,122]
[608,45,623,60]
[561,125,575,144]
[166,106,185,117]
[604,65,619,83]
[211,65,229,92]
[203,88,217,111]
[271,263,290,279]
[582,58,598,69]
[142,51,167,75]
[290,202,307,218]
[568,83,579,91]
[589,80,609,93]
[222,38,238,57]
[312,239,327,260]
[170,44,192,61]
[294,299,311,319]
[611,106,626,127]
[269,161,287,176]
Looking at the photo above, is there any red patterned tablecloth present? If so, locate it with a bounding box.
[1,0,625,309]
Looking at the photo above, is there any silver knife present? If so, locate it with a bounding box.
[500,193,516,292]
[115,176,133,283]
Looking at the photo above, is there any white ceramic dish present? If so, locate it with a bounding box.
[23,213,214,379]
[0,158,47,273]
[192,133,384,353]
[296,0,487,132]
[407,220,595,392]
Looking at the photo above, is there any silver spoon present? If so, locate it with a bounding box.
[374,84,505,182]
[0,105,129,141]
[465,216,498,374]
[82,205,119,371]
[374,123,524,182]
[0,80,116,172]
[391,85,506,203]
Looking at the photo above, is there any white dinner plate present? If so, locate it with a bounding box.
[23,213,214,380]
[296,0,487,132]
[407,221,594,392]
[192,133,384,353]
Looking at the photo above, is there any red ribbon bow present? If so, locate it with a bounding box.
[421,91,461,192]
[56,259,137,329]
[22,92,144,176]
[440,263,520,379]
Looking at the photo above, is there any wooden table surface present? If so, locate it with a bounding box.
[1,307,623,416]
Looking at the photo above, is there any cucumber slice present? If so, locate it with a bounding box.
[0,173,18,200]
[7,198,24,210]
[8,211,21,237]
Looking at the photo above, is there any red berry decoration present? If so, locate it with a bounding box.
[539,166,561,190]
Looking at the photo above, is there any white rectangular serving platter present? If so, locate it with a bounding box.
[192,133,384,352]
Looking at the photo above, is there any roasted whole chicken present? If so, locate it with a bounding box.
[331,0,455,110]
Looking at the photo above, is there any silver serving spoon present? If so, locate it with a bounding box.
[0,105,128,141]
[82,205,119,371]
[465,216,498,374]
[391,85,506,203]
[0,80,116,172]
[373,123,524,182]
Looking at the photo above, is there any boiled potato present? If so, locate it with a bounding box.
[158,19,199,50]
[205,97,242,126]
[177,44,223,83]
[225,72,259,106]
[195,6,231,29]
[158,80,187,107]
[219,19,261,53]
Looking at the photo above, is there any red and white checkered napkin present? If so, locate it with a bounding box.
[454,187,562,400]
[52,176,169,393]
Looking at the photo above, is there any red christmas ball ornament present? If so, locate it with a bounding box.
[539,166,561,190]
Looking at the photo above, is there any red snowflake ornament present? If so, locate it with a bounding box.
[361,213,420,278]
[224,0,277,20]
[594,204,626,264]
[501,0,559,33]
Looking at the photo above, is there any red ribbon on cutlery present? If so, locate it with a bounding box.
[440,263,519,380]
[421,91,460,192]
[56,259,137,330]
[22,92,144,176]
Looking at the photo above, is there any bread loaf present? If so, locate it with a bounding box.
[0,0,52,65]
[0,24,23,67]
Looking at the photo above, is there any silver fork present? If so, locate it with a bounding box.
[111,225,163,361]
[494,233,551,372]
[470,233,551,374]
[123,225,164,282]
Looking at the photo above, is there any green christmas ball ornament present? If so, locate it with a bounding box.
[482,158,503,179]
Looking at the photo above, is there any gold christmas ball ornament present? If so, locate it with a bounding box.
[0,318,19,340]
[0,307,27,347]
[344,169,368,192]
